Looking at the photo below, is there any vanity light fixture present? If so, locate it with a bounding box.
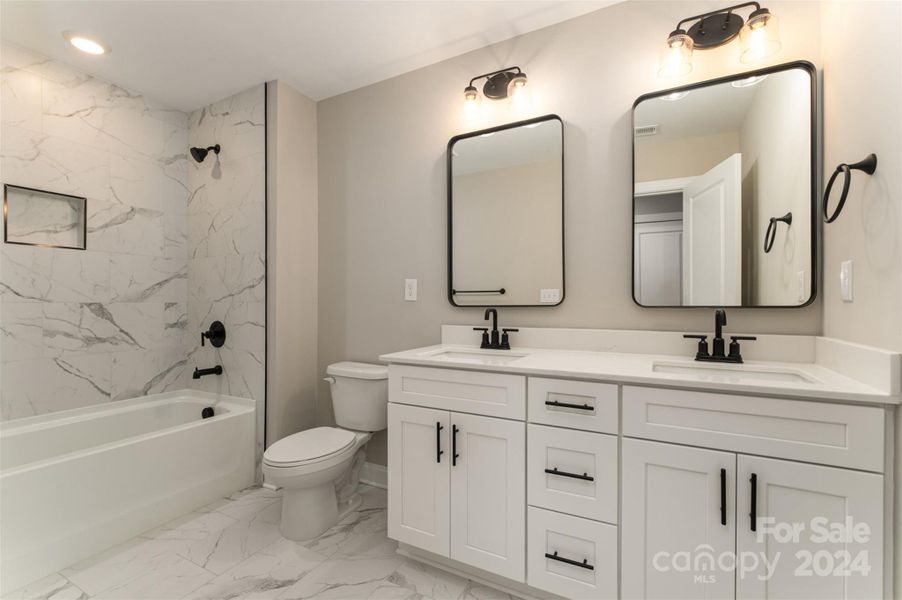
[658,2,781,78]
[62,31,110,55]
[463,67,527,103]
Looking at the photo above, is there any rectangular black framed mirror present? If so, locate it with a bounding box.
[448,114,564,307]
[631,61,817,308]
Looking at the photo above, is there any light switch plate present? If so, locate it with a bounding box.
[540,288,561,303]
[404,278,417,301]
[840,260,853,302]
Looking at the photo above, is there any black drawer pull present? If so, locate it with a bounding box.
[452,424,460,466]
[545,551,594,571]
[435,421,444,464]
[720,468,726,526]
[545,400,593,411]
[749,473,758,532]
[545,467,594,482]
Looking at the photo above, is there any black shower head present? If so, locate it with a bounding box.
[190,144,220,163]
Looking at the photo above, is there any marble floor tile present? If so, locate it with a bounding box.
[1,573,88,600]
[11,486,522,600]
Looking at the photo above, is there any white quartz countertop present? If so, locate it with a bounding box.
[380,343,901,405]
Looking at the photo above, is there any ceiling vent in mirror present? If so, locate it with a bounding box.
[634,125,659,137]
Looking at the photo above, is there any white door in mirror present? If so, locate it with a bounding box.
[540,289,561,303]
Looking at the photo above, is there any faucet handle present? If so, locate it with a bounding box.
[683,334,710,359]
[728,336,757,362]
[473,327,490,349]
[500,328,519,350]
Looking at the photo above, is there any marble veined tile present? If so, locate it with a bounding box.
[110,153,188,214]
[273,551,408,600]
[1,66,42,132]
[388,559,471,600]
[183,538,327,600]
[1,572,88,600]
[189,199,264,259]
[0,125,110,202]
[0,303,43,362]
[0,354,111,419]
[1,42,93,87]
[176,494,283,575]
[198,485,282,522]
[110,347,188,401]
[1,245,110,304]
[189,85,264,161]
[110,255,186,303]
[61,536,213,599]
[42,303,149,357]
[163,301,189,350]
[88,200,165,257]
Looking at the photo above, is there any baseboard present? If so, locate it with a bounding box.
[360,461,387,489]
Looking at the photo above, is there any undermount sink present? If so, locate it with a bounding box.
[652,361,820,384]
[425,349,528,366]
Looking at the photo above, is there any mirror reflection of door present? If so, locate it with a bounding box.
[683,153,742,306]
[632,63,814,308]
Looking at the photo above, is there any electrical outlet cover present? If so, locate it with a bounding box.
[539,288,561,303]
[840,261,853,302]
[404,278,417,301]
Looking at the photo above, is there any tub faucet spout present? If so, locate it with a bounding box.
[193,365,223,379]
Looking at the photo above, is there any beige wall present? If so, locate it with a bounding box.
[635,131,740,182]
[740,71,813,305]
[819,2,902,595]
[453,159,563,305]
[317,1,827,464]
[266,81,319,445]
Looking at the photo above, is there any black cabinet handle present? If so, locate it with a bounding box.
[435,422,444,464]
[545,551,594,571]
[545,400,594,411]
[720,468,727,526]
[749,473,758,532]
[545,467,594,482]
[452,424,460,466]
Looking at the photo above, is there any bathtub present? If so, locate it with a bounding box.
[0,390,256,594]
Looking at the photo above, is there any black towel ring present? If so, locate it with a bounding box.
[823,154,877,224]
[764,212,792,254]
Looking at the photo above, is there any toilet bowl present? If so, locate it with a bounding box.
[263,361,388,541]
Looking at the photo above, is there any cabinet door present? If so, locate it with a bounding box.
[450,412,526,582]
[622,438,736,600]
[387,403,450,556]
[736,456,883,600]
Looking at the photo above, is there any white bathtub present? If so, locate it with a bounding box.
[0,390,256,593]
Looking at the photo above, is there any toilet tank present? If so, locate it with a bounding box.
[326,362,389,432]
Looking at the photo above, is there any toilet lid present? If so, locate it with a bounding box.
[264,427,356,466]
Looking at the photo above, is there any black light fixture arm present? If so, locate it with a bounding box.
[674,1,760,32]
[467,66,523,88]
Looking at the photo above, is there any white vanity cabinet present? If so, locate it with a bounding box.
[621,386,887,600]
[387,374,526,582]
[385,357,894,600]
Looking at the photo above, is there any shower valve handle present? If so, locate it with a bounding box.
[201,321,227,348]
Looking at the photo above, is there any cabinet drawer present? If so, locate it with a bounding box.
[527,507,617,599]
[527,424,617,523]
[389,365,525,419]
[623,386,885,472]
[528,377,618,433]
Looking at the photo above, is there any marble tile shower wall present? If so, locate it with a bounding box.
[0,43,191,420]
[185,86,266,418]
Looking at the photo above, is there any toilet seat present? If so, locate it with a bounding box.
[263,427,356,468]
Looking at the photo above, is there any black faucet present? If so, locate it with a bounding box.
[193,365,223,379]
[683,309,757,363]
[473,308,518,350]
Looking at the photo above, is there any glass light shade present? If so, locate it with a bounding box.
[658,31,693,78]
[739,11,781,64]
[510,73,527,89]
[463,85,478,102]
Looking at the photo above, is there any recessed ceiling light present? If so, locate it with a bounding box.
[62,31,110,55]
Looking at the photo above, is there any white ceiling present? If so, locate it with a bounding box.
[0,0,615,112]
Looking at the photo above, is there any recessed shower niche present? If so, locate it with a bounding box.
[3,184,87,250]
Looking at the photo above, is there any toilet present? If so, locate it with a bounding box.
[262,361,388,541]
